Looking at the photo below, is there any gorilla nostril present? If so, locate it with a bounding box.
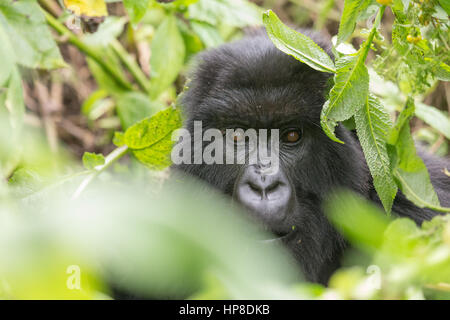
[266,181,281,193]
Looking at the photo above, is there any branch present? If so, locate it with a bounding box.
[71,145,129,200]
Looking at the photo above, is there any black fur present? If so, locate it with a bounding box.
[173,30,450,284]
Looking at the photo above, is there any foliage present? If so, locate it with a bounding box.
[264,1,449,214]
[0,0,449,300]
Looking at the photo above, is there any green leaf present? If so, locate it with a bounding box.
[337,0,374,44]
[82,152,106,170]
[438,0,450,15]
[190,20,223,48]
[113,132,125,147]
[123,0,150,25]
[435,62,450,81]
[116,92,162,130]
[320,53,369,143]
[415,102,450,140]
[149,15,186,99]
[263,10,335,74]
[325,190,390,251]
[86,48,129,94]
[0,0,65,69]
[388,99,449,212]
[124,107,182,169]
[354,95,397,213]
[124,107,182,149]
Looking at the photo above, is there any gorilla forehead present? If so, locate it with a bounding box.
[182,31,332,127]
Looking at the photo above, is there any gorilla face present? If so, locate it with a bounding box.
[173,31,372,283]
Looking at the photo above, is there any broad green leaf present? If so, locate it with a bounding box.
[388,99,449,212]
[123,0,150,25]
[325,190,390,251]
[149,15,186,99]
[124,107,182,169]
[82,152,106,170]
[320,53,369,143]
[124,107,182,150]
[0,0,65,69]
[63,0,108,17]
[415,102,450,140]
[438,0,450,15]
[190,20,223,48]
[188,0,262,28]
[131,134,174,170]
[116,92,162,129]
[337,0,374,44]
[263,10,335,74]
[354,95,397,213]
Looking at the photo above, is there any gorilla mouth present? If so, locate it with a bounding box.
[260,228,297,243]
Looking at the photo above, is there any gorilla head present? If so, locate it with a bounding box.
[172,30,445,283]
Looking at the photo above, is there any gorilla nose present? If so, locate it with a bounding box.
[234,165,292,222]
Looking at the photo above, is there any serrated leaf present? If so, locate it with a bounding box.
[124,107,182,170]
[149,15,186,99]
[63,0,108,17]
[124,107,182,149]
[263,10,335,74]
[0,0,65,69]
[82,152,105,170]
[337,0,374,44]
[320,53,369,143]
[123,0,150,25]
[355,95,397,213]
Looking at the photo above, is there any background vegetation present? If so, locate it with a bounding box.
[0,0,449,299]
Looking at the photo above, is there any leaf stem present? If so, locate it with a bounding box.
[110,39,151,94]
[42,9,133,91]
[71,145,129,200]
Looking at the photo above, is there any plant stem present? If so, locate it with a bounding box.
[110,39,151,94]
[360,5,386,62]
[42,10,133,91]
[71,145,129,200]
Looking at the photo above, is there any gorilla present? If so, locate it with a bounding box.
[172,30,450,284]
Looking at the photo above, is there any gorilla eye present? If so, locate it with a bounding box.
[282,129,302,143]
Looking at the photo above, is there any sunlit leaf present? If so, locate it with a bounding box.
[321,53,369,143]
[83,152,106,170]
[355,95,397,213]
[123,0,150,24]
[0,0,65,69]
[337,0,374,44]
[263,10,335,74]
